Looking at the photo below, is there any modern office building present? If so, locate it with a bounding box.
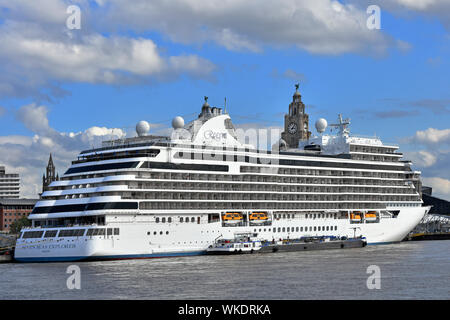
[0,166,20,199]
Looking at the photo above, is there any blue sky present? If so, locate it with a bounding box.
[0,0,449,200]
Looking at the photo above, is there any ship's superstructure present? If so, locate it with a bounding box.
[15,87,430,262]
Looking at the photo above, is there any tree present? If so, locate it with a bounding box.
[9,216,31,235]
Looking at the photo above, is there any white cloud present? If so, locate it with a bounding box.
[404,150,437,167]
[422,177,450,200]
[0,102,127,198]
[0,3,216,99]
[98,0,392,55]
[351,0,450,31]
[410,128,450,146]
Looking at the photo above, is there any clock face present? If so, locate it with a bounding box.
[288,122,298,134]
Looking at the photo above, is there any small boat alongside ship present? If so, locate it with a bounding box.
[206,233,262,254]
[206,232,367,255]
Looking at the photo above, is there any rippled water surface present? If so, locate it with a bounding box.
[1,240,449,299]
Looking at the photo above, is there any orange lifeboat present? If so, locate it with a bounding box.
[222,212,244,224]
[249,212,269,224]
[350,212,362,222]
[365,211,378,222]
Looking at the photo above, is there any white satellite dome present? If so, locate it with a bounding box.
[136,120,150,137]
[315,118,328,134]
[172,116,185,129]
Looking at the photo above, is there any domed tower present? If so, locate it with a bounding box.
[281,83,311,148]
[200,96,212,117]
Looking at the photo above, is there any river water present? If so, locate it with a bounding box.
[0,240,448,300]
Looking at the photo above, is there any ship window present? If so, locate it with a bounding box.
[166,231,169,235]
[162,217,166,223]
[44,230,58,238]
[144,161,228,172]
[65,161,139,175]
[32,201,138,214]
[282,227,285,232]
[154,231,157,235]
[180,217,184,223]
[87,229,94,236]
[300,227,303,232]
[22,231,44,239]
[114,228,119,235]
[296,227,299,232]
[156,217,160,223]
[191,217,195,223]
[314,227,317,231]
[58,229,86,237]
[107,228,113,235]
[160,231,163,235]
[168,217,172,223]
[278,227,281,232]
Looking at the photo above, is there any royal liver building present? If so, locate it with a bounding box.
[15,86,429,262]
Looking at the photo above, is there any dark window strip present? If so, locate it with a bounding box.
[73,149,160,165]
[141,161,228,172]
[64,161,139,175]
[31,202,138,214]
[174,152,409,172]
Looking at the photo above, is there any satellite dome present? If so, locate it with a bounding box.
[136,120,150,137]
[315,118,328,134]
[172,116,185,129]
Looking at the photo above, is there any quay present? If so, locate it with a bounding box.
[407,232,450,241]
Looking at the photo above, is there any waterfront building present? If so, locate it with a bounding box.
[0,198,38,232]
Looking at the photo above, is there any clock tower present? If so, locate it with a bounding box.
[281,83,311,148]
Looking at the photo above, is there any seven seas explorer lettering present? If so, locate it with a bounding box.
[23,244,76,250]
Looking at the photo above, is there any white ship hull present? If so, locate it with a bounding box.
[14,206,429,262]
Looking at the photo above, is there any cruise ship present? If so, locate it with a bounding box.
[14,86,430,262]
